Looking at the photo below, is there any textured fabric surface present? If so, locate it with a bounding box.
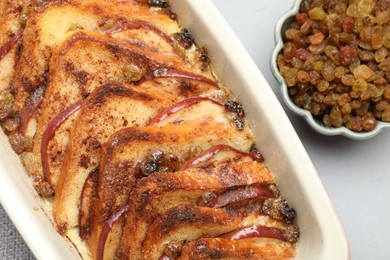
[0,205,35,260]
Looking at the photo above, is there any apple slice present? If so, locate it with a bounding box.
[148,97,222,125]
[179,144,257,171]
[106,20,179,58]
[0,31,23,61]
[79,168,98,240]
[106,21,173,46]
[148,96,251,134]
[135,77,223,104]
[96,205,127,260]
[220,225,286,241]
[149,68,218,88]
[199,184,274,208]
[41,100,83,186]
[220,224,299,243]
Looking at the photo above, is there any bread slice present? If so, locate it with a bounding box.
[11,0,181,133]
[178,237,296,259]
[120,159,275,259]
[27,30,219,187]
[141,205,291,259]
[87,121,254,259]
[53,83,174,231]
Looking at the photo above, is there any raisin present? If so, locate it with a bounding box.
[294,48,313,61]
[340,45,357,65]
[148,0,168,8]
[342,16,355,32]
[309,32,325,45]
[174,29,195,49]
[225,100,245,118]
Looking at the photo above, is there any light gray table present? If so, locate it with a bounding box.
[212,0,390,259]
[1,1,389,259]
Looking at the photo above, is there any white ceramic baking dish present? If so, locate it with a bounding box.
[0,0,349,259]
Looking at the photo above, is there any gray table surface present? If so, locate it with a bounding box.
[1,1,389,259]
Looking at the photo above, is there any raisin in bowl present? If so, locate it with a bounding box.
[271,0,390,139]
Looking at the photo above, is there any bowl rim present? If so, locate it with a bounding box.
[270,0,390,140]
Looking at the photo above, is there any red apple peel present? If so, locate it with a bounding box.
[96,205,127,260]
[148,97,222,125]
[180,144,255,171]
[41,100,84,186]
[0,31,23,61]
[106,21,173,46]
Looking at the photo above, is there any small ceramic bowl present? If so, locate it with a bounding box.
[270,0,390,140]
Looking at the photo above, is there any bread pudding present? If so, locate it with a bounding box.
[0,0,299,259]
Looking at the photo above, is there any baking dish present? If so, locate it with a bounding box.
[0,0,349,259]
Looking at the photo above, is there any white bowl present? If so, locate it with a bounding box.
[0,0,349,259]
[271,0,390,140]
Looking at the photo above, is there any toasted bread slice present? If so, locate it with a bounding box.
[120,160,275,259]
[11,0,180,115]
[53,83,174,230]
[87,121,254,259]
[141,205,291,259]
[28,30,219,185]
[179,237,296,260]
